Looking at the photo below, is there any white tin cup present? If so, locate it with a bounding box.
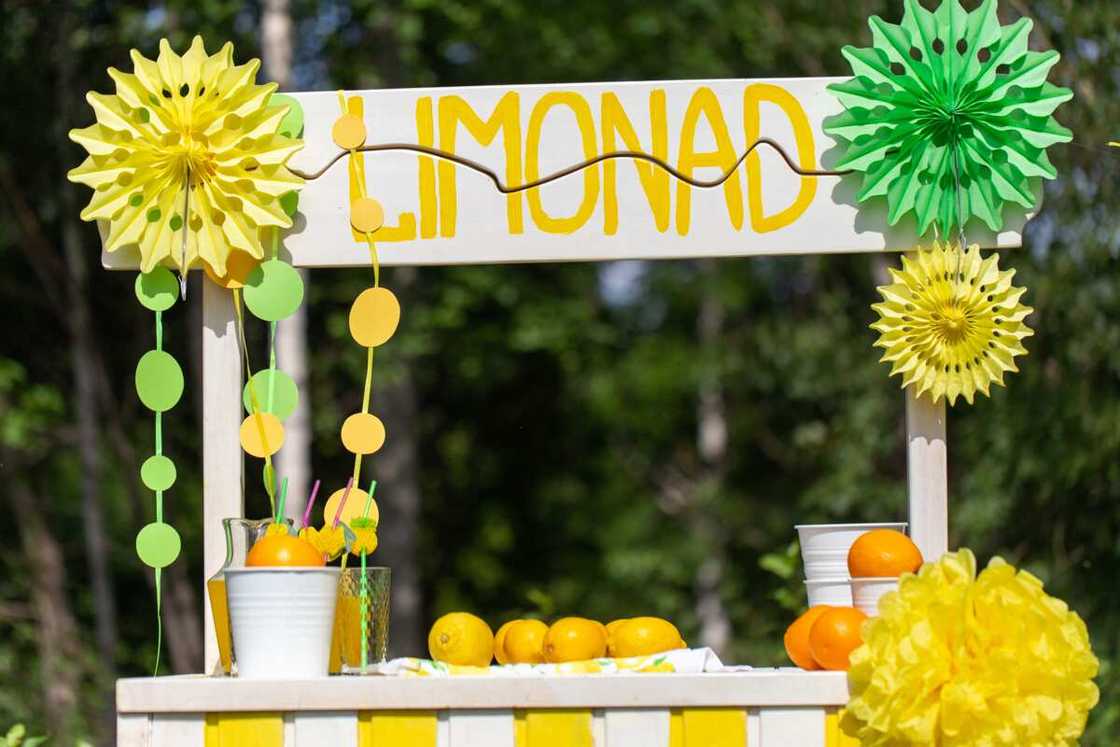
[226,567,341,679]
[851,577,900,617]
[805,578,853,607]
[795,523,908,581]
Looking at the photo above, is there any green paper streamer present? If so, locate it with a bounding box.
[153,568,162,676]
[135,287,183,676]
[823,0,1072,237]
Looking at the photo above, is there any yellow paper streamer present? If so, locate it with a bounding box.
[337,92,388,492]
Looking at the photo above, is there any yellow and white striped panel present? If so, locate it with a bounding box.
[124,706,860,747]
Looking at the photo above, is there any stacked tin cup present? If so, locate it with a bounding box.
[795,523,907,612]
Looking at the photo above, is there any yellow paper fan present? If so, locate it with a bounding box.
[871,243,1034,406]
[67,36,303,276]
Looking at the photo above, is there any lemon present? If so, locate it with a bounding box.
[605,618,629,655]
[609,617,686,658]
[493,620,518,665]
[502,619,549,664]
[428,612,494,667]
[543,617,608,663]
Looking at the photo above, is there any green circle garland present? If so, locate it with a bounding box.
[824,0,1072,237]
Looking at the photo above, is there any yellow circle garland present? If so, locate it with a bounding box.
[67,36,304,276]
[843,549,1099,746]
[871,242,1034,406]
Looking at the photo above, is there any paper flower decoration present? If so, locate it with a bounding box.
[843,549,1099,746]
[871,242,1033,405]
[825,0,1072,236]
[68,36,303,276]
[316,524,347,559]
[350,518,379,555]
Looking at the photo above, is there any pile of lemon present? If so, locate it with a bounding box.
[428,613,686,667]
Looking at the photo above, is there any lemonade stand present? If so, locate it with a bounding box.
[69,2,1099,745]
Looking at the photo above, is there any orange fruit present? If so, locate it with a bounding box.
[501,619,549,664]
[493,620,518,665]
[784,606,831,670]
[847,529,923,577]
[808,607,868,671]
[543,617,608,662]
[245,533,325,567]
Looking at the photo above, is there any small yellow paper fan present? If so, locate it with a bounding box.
[67,36,303,276]
[871,242,1034,406]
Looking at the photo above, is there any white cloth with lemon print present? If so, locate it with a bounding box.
[372,647,732,676]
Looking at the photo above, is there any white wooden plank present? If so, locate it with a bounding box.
[293,712,358,747]
[603,708,669,747]
[101,78,1026,273]
[116,713,150,747]
[150,714,204,747]
[284,712,295,746]
[202,280,245,674]
[746,708,760,747]
[758,707,825,747]
[591,709,605,747]
[447,709,514,747]
[906,388,948,562]
[116,671,849,713]
[437,711,450,747]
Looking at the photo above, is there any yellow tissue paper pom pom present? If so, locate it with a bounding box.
[871,242,1033,406]
[843,549,1099,746]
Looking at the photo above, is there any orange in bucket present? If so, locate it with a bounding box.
[246,533,325,567]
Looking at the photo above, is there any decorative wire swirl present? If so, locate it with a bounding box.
[287,137,851,189]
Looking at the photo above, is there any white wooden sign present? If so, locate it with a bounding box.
[103,77,1026,270]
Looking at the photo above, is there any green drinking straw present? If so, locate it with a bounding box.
[360,479,378,671]
[275,477,289,525]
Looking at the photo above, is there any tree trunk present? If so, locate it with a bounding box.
[693,259,731,655]
[9,480,82,743]
[372,267,425,657]
[56,7,117,740]
[263,0,312,519]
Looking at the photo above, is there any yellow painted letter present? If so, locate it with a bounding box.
[743,84,817,232]
[600,90,670,234]
[416,97,438,239]
[675,87,744,235]
[438,92,523,237]
[348,96,416,242]
[525,92,599,234]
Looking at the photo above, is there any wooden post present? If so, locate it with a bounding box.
[905,389,948,561]
[202,280,244,673]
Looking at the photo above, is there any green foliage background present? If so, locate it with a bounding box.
[0,0,1117,743]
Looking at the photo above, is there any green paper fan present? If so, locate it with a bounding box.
[824,0,1072,236]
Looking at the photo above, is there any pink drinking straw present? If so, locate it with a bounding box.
[331,477,355,528]
[301,479,322,529]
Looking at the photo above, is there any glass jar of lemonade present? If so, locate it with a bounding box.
[207,517,293,675]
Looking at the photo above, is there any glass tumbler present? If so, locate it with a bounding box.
[337,566,391,673]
